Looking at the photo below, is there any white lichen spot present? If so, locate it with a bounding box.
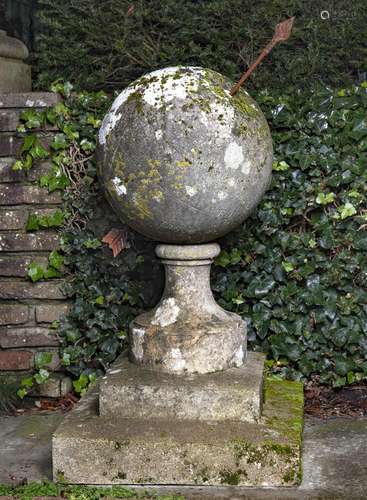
[131,327,145,361]
[155,129,163,140]
[151,297,180,327]
[141,66,202,107]
[25,100,34,106]
[218,191,228,200]
[98,86,136,145]
[185,185,197,197]
[227,178,236,187]
[112,176,127,196]
[241,159,251,175]
[224,141,244,170]
[233,345,244,367]
[165,348,186,372]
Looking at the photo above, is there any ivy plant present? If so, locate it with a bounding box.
[15,79,367,394]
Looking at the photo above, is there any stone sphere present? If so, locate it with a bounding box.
[97,66,272,243]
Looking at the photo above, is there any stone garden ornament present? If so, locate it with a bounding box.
[97,65,273,373]
[53,18,303,486]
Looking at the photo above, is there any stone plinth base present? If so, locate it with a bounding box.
[99,353,264,423]
[52,358,303,487]
[0,57,31,93]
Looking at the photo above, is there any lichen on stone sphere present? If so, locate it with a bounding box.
[97,66,273,243]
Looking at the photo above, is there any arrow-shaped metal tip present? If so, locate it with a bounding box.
[273,16,295,43]
[230,17,295,96]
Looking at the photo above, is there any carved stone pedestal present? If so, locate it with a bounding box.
[0,30,31,93]
[53,244,303,487]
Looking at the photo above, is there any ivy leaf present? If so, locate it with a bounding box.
[27,262,45,282]
[338,202,357,220]
[23,154,33,170]
[73,374,89,394]
[272,160,290,171]
[51,133,68,150]
[316,192,335,205]
[30,141,49,160]
[21,134,36,153]
[48,250,64,270]
[12,160,24,171]
[26,213,40,231]
[34,369,50,384]
[35,352,52,369]
[83,238,102,249]
[282,261,294,273]
[17,388,28,399]
[44,267,61,279]
[20,377,34,388]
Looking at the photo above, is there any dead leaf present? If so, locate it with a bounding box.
[102,228,130,257]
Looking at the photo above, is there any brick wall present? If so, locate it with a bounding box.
[0,92,71,397]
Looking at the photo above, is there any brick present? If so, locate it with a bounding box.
[36,374,72,398]
[0,110,57,132]
[35,350,61,370]
[0,255,48,276]
[0,350,33,370]
[0,184,61,205]
[0,326,59,348]
[0,207,60,230]
[0,232,59,251]
[0,305,29,325]
[0,158,53,182]
[0,110,20,131]
[0,280,65,300]
[0,134,23,157]
[36,303,70,323]
[0,92,61,108]
[0,208,27,229]
[0,134,53,158]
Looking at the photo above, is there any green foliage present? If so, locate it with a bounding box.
[16,84,161,391]
[0,479,183,499]
[27,250,64,282]
[212,81,367,386]
[34,0,367,92]
[26,208,65,230]
[12,132,49,171]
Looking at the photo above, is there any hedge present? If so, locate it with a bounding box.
[33,0,367,92]
[213,82,367,386]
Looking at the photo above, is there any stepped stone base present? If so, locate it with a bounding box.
[100,353,264,422]
[53,355,303,487]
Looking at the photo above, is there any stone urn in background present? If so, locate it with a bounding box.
[0,30,31,92]
[97,66,273,375]
[51,67,302,487]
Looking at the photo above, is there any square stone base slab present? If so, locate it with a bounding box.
[53,374,303,487]
[0,57,31,93]
[100,352,264,423]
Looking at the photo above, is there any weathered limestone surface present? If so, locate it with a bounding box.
[0,31,31,93]
[53,377,303,486]
[130,244,246,373]
[53,66,301,487]
[97,66,272,243]
[100,352,264,422]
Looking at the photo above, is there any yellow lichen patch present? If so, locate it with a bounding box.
[176,160,192,168]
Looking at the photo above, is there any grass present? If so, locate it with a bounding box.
[0,480,185,500]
